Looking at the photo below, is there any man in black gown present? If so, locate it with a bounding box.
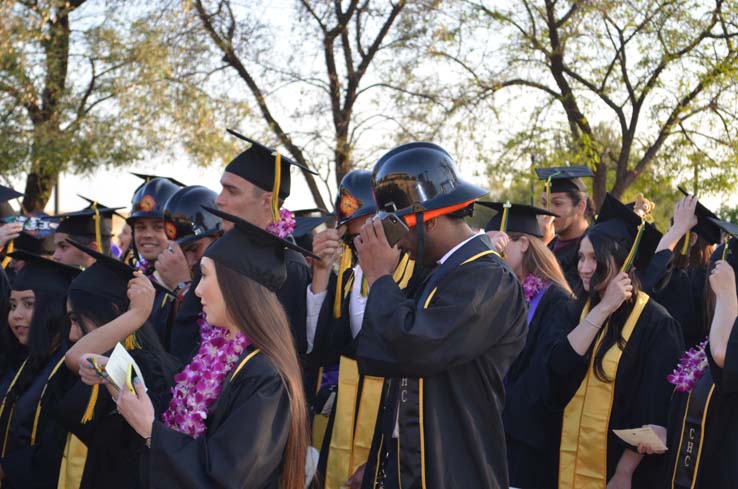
[536,166,594,290]
[354,142,528,489]
[167,130,320,397]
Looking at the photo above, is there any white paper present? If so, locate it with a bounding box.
[105,343,146,392]
[613,427,667,451]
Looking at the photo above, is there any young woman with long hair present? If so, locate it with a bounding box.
[482,202,577,489]
[661,223,738,488]
[0,251,80,488]
[548,195,684,489]
[110,208,312,489]
[60,242,180,489]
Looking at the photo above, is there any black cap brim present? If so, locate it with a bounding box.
[202,205,320,260]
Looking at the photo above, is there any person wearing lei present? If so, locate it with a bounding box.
[661,221,738,489]
[481,202,576,489]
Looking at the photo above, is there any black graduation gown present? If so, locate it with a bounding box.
[504,284,576,489]
[55,348,178,489]
[148,286,176,351]
[168,265,204,363]
[549,237,581,291]
[357,235,528,489]
[549,299,685,488]
[642,250,708,348]
[664,317,738,489]
[146,346,291,489]
[0,348,68,489]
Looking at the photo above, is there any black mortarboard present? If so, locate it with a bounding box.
[14,230,55,256]
[536,166,594,194]
[131,172,186,189]
[9,250,81,293]
[50,203,123,237]
[78,195,127,219]
[476,201,558,238]
[224,129,318,222]
[66,239,169,299]
[677,186,721,244]
[590,193,662,272]
[707,217,738,270]
[0,185,23,204]
[202,205,318,292]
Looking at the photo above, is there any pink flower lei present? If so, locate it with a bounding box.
[668,338,709,393]
[162,315,250,438]
[266,208,295,239]
[521,274,546,303]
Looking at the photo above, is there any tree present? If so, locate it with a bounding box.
[443,0,738,208]
[0,0,242,212]
[188,0,456,209]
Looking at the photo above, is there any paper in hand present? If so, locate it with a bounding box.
[613,427,667,451]
[105,343,146,393]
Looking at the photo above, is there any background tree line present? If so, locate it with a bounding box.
[1,0,737,228]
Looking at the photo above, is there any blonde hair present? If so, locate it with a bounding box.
[509,232,574,297]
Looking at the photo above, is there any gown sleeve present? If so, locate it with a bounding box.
[148,370,291,489]
[708,317,738,394]
[357,259,527,378]
[639,249,674,295]
[622,311,684,429]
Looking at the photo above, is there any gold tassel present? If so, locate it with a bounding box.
[499,201,512,233]
[680,230,691,256]
[2,240,14,269]
[722,235,732,261]
[92,201,103,252]
[361,275,368,297]
[271,152,282,223]
[333,243,353,319]
[80,384,99,424]
[544,171,560,211]
[621,220,645,273]
[124,333,140,350]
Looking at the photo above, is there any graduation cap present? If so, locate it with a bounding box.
[66,239,170,299]
[202,205,318,292]
[677,186,721,245]
[0,184,23,204]
[536,166,594,210]
[590,193,662,272]
[292,215,331,252]
[476,201,558,238]
[48,201,124,244]
[9,250,81,293]
[77,195,127,219]
[13,230,55,256]
[131,172,186,189]
[224,129,318,223]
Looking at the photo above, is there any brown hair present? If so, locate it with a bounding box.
[673,234,715,271]
[509,232,574,297]
[214,263,309,489]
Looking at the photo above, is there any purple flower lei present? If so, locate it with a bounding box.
[521,274,546,303]
[266,208,295,239]
[668,338,709,393]
[162,315,250,438]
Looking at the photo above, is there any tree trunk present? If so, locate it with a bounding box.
[22,167,58,213]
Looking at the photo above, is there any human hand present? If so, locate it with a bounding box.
[354,217,401,287]
[601,272,633,314]
[537,214,556,245]
[637,424,667,455]
[116,377,155,440]
[312,228,346,272]
[671,196,698,236]
[486,231,509,254]
[155,241,191,290]
[128,271,155,319]
[710,260,737,300]
[0,222,23,249]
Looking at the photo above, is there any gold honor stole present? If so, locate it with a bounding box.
[324,356,384,489]
[559,292,649,489]
[56,434,87,489]
[324,256,414,488]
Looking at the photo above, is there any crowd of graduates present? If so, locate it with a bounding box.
[0,134,736,489]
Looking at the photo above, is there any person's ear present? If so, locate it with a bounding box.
[519,236,530,253]
[425,217,438,232]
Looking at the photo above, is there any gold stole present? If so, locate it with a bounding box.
[324,256,414,487]
[56,434,87,489]
[559,292,649,489]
